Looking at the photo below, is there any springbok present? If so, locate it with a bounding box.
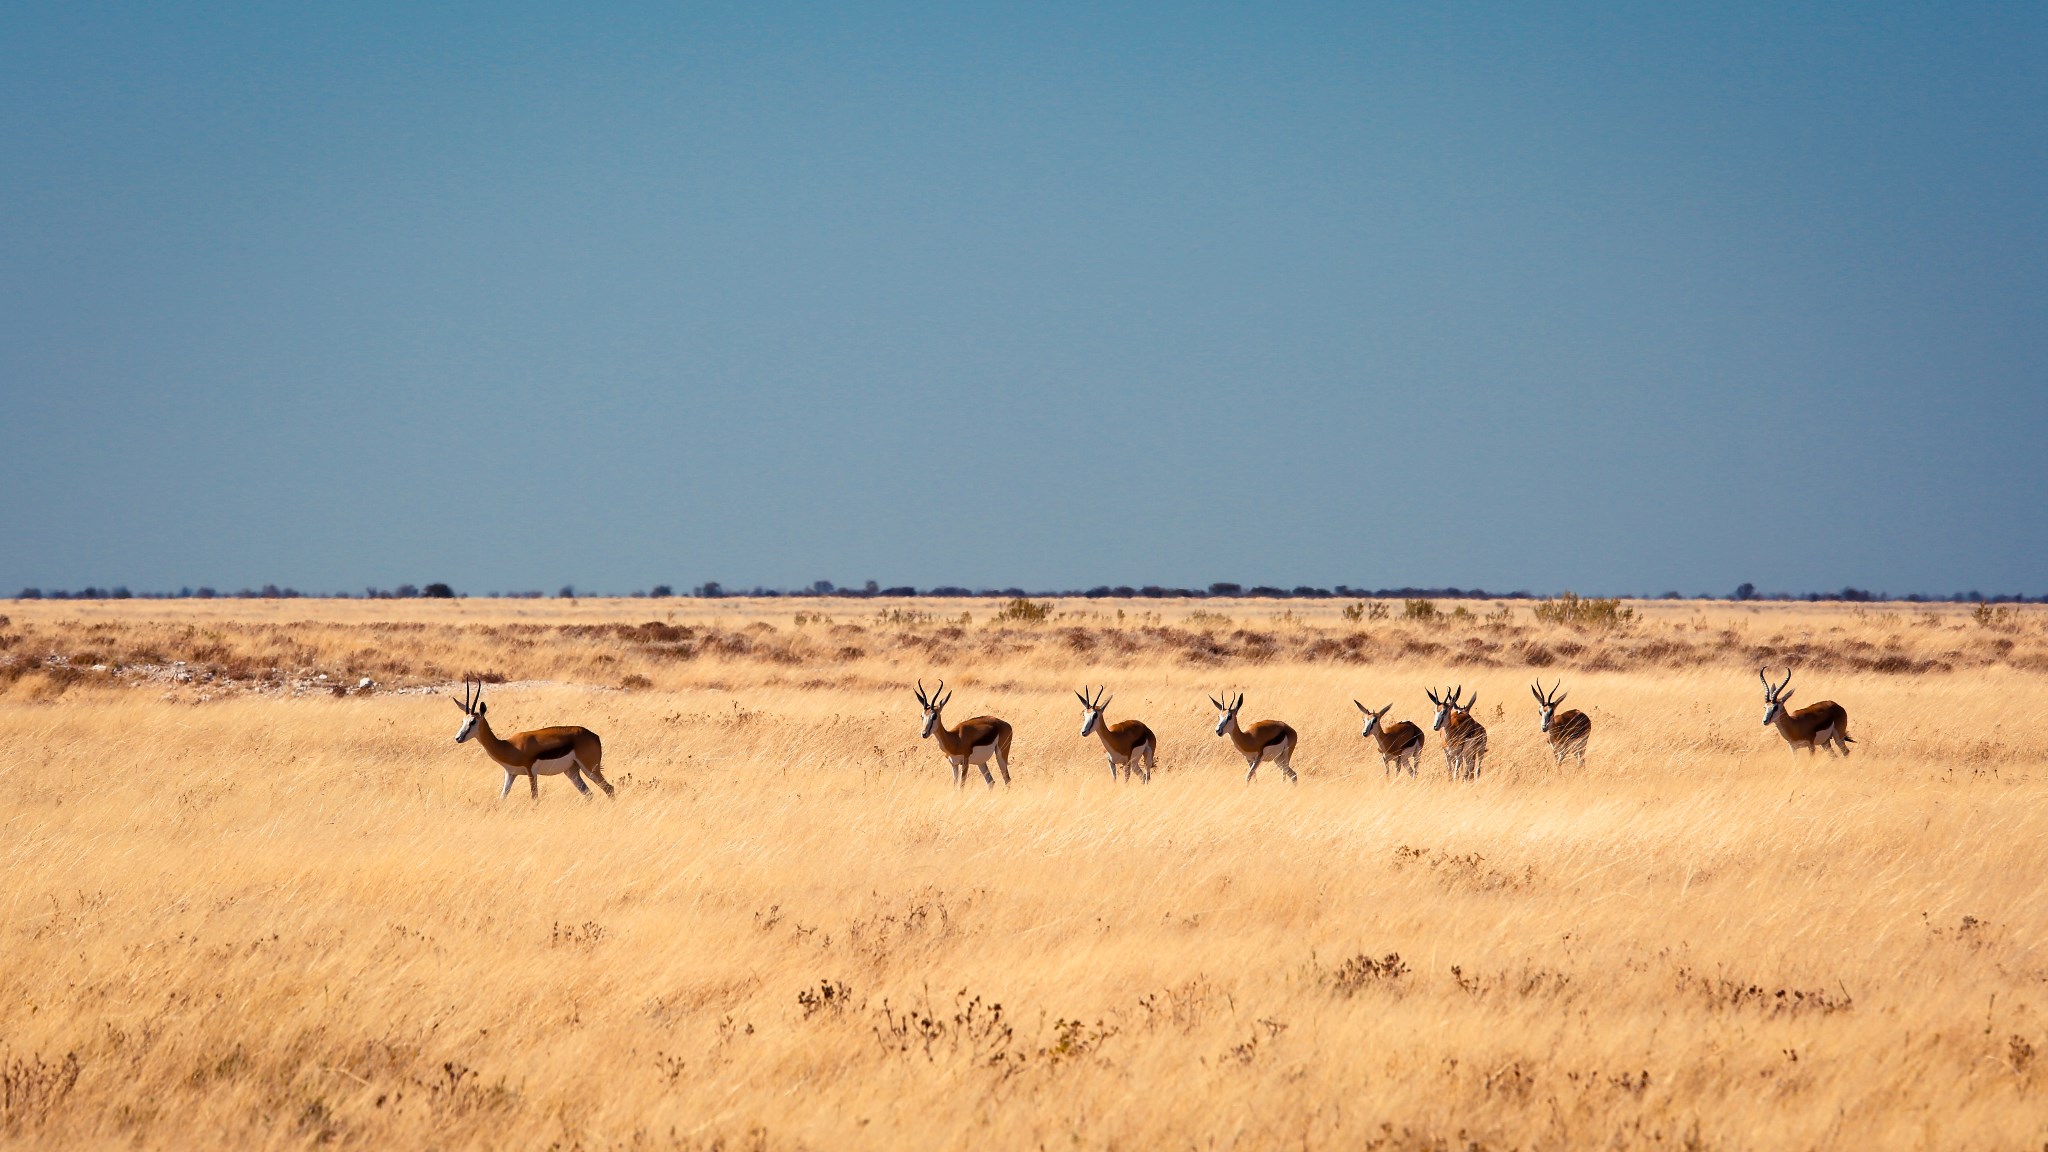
[1530,679,1592,765]
[915,680,1014,788]
[452,681,611,800]
[1210,692,1298,783]
[1354,701,1425,777]
[1077,685,1156,783]
[1759,667,1853,756]
[1427,685,1488,779]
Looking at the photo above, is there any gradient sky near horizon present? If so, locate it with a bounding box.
[4,2,2045,597]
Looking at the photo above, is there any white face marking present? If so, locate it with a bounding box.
[1433,704,1450,731]
[1763,703,1779,726]
[921,709,938,738]
[1214,710,1234,736]
[456,714,478,742]
[1081,710,1100,737]
[1539,706,1554,732]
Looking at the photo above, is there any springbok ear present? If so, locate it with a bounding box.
[1778,689,1793,703]
[1355,699,1367,713]
[452,698,468,712]
[476,701,487,715]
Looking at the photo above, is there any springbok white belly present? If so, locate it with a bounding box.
[957,742,999,765]
[529,752,579,776]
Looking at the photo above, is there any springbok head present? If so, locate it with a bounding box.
[914,679,953,739]
[1426,685,1472,731]
[451,680,488,742]
[1355,700,1392,739]
[1076,685,1112,737]
[1530,679,1568,732]
[1209,692,1244,736]
[1759,667,1795,726]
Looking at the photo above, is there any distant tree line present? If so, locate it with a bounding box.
[14,580,2045,604]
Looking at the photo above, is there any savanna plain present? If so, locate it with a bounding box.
[1,596,2044,1151]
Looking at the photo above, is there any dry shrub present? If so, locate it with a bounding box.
[994,599,1053,624]
[1325,952,1409,997]
[0,1050,80,1132]
[1533,592,1635,629]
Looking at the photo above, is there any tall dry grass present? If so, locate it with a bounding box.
[0,599,2044,1149]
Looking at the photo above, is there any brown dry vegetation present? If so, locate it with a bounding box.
[1,597,2045,1150]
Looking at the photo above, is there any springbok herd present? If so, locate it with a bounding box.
[451,666,1855,797]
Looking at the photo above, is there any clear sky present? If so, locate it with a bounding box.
[4,2,2044,597]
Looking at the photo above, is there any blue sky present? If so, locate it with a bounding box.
[3,2,2044,596]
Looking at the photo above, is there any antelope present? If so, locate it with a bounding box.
[1530,679,1592,765]
[1077,685,1156,783]
[915,679,1014,788]
[1427,685,1488,779]
[451,681,612,800]
[1759,667,1853,756]
[1210,692,1298,783]
[1354,701,1425,777]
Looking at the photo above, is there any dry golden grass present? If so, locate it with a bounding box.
[1,598,2045,1149]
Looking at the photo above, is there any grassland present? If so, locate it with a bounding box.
[0,597,2044,1150]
